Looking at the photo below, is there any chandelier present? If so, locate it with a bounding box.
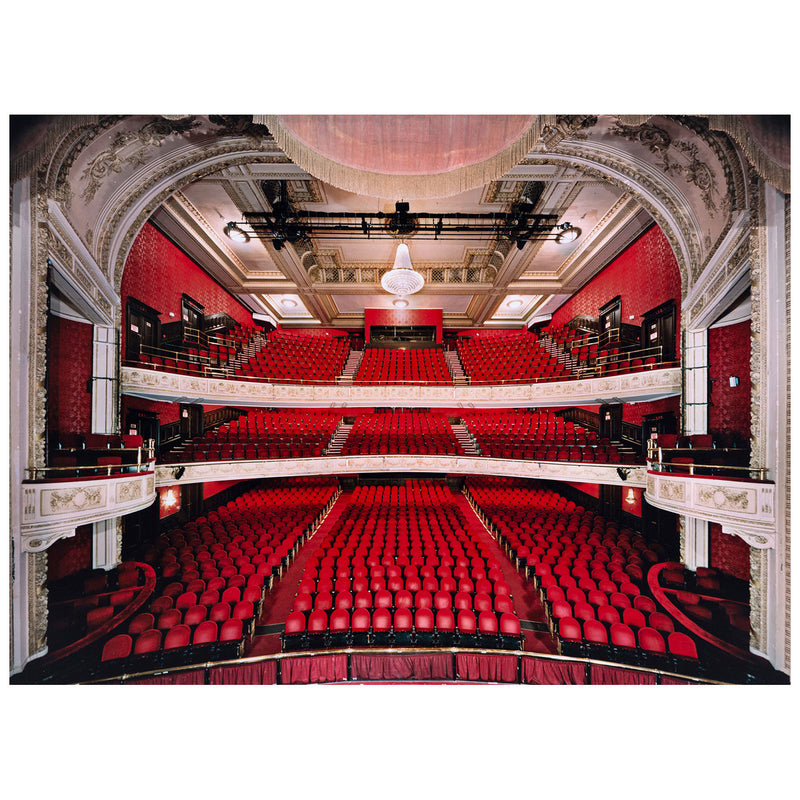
[381,243,425,297]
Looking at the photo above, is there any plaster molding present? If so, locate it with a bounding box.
[122,365,682,409]
[20,472,156,552]
[155,455,648,488]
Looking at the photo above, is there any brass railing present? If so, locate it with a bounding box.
[646,440,767,481]
[26,440,156,480]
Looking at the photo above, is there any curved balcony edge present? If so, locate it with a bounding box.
[121,366,682,409]
[155,455,648,489]
[19,472,157,552]
[645,470,776,548]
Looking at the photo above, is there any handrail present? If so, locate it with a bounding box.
[126,357,679,387]
[77,644,726,686]
[26,441,156,480]
[646,440,767,480]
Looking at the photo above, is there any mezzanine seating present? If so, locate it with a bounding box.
[161,409,343,464]
[457,330,570,384]
[460,409,640,464]
[338,410,464,457]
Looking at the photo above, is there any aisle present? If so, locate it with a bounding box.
[451,491,558,655]
[246,489,352,656]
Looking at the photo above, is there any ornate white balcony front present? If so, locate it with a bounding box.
[122,365,682,409]
[645,470,776,549]
[20,471,157,552]
[155,455,647,489]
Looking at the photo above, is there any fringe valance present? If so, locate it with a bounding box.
[256,114,548,200]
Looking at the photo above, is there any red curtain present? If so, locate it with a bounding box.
[521,657,586,685]
[281,654,348,684]
[659,675,697,685]
[456,653,518,683]
[350,652,453,682]
[126,670,206,685]
[590,665,656,685]
[208,661,278,685]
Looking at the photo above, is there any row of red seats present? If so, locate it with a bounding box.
[235,330,350,383]
[457,330,572,384]
[464,476,702,674]
[282,480,523,651]
[339,410,464,456]
[98,479,339,673]
[354,348,452,385]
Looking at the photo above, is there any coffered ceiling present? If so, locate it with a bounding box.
[150,131,654,331]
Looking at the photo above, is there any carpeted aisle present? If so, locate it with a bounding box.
[451,491,558,654]
[246,490,353,656]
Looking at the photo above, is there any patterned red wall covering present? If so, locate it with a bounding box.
[123,397,182,426]
[708,320,751,445]
[47,315,93,442]
[550,224,681,334]
[364,308,443,343]
[121,222,254,352]
[709,522,751,581]
[47,525,93,581]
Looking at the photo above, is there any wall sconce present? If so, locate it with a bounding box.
[164,488,177,507]
[729,376,739,387]
[625,488,636,505]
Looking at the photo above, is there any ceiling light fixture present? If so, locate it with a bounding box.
[392,298,409,309]
[555,223,580,244]
[224,222,250,243]
[381,243,425,297]
[507,298,524,308]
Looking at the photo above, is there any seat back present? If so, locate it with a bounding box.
[477,611,498,634]
[372,607,392,631]
[558,616,582,642]
[414,607,434,631]
[284,610,306,634]
[352,607,371,631]
[307,609,327,632]
[193,620,218,644]
[329,609,350,632]
[394,607,413,631]
[133,629,162,654]
[164,624,191,649]
[583,619,608,644]
[668,631,698,660]
[102,634,132,661]
[610,622,636,649]
[220,617,244,642]
[457,610,477,633]
[638,627,666,653]
[435,609,455,631]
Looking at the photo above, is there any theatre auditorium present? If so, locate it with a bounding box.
[9,114,790,687]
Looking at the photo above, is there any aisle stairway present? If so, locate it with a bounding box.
[338,350,363,384]
[325,421,354,455]
[444,350,468,384]
[451,422,481,456]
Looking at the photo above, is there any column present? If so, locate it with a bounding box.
[92,324,119,434]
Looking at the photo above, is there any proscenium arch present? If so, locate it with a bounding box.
[74,117,750,302]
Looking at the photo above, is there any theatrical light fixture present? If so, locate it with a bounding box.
[381,243,425,297]
[223,222,250,243]
[556,224,580,244]
[228,190,576,250]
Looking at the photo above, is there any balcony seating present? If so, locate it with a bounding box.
[457,330,571,384]
[354,347,452,385]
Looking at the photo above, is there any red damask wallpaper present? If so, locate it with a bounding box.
[121,222,254,350]
[550,224,681,331]
[47,315,93,441]
[708,320,751,445]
